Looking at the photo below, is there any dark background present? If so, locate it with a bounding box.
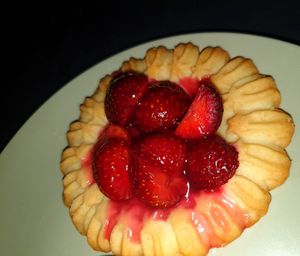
[2,1,300,152]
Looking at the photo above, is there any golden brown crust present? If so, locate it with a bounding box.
[60,42,294,256]
[145,46,173,80]
[170,43,199,82]
[226,175,271,221]
[235,140,291,190]
[168,209,208,256]
[226,109,294,147]
[193,46,230,79]
[211,57,259,94]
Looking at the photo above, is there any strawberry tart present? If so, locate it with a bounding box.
[60,43,294,255]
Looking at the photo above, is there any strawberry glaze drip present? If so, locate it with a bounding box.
[82,138,248,248]
[189,189,244,248]
[104,198,172,243]
[82,149,95,186]
[100,184,251,246]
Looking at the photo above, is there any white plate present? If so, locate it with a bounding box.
[0,32,299,256]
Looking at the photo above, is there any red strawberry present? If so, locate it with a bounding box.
[131,132,187,208]
[133,81,191,133]
[93,139,133,200]
[125,122,142,139]
[132,132,186,175]
[186,135,239,190]
[175,81,223,139]
[179,77,200,97]
[95,124,130,151]
[105,73,149,125]
[132,166,187,208]
[101,123,130,141]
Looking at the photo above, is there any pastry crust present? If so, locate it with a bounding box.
[60,43,294,256]
[235,140,291,190]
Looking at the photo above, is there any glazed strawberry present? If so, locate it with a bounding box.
[186,135,239,190]
[134,81,191,133]
[93,139,133,200]
[175,81,223,139]
[132,166,188,208]
[131,132,188,208]
[100,124,130,141]
[105,73,149,125]
[179,77,200,97]
[95,124,130,151]
[132,132,186,175]
[125,122,142,139]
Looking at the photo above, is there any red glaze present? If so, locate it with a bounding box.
[82,148,94,186]
[103,186,250,246]
[105,198,172,243]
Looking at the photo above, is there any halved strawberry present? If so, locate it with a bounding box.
[186,135,239,190]
[179,77,200,97]
[175,81,223,139]
[93,139,133,200]
[133,81,191,133]
[131,132,187,208]
[105,73,149,125]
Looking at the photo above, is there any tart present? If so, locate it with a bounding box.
[60,43,294,256]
